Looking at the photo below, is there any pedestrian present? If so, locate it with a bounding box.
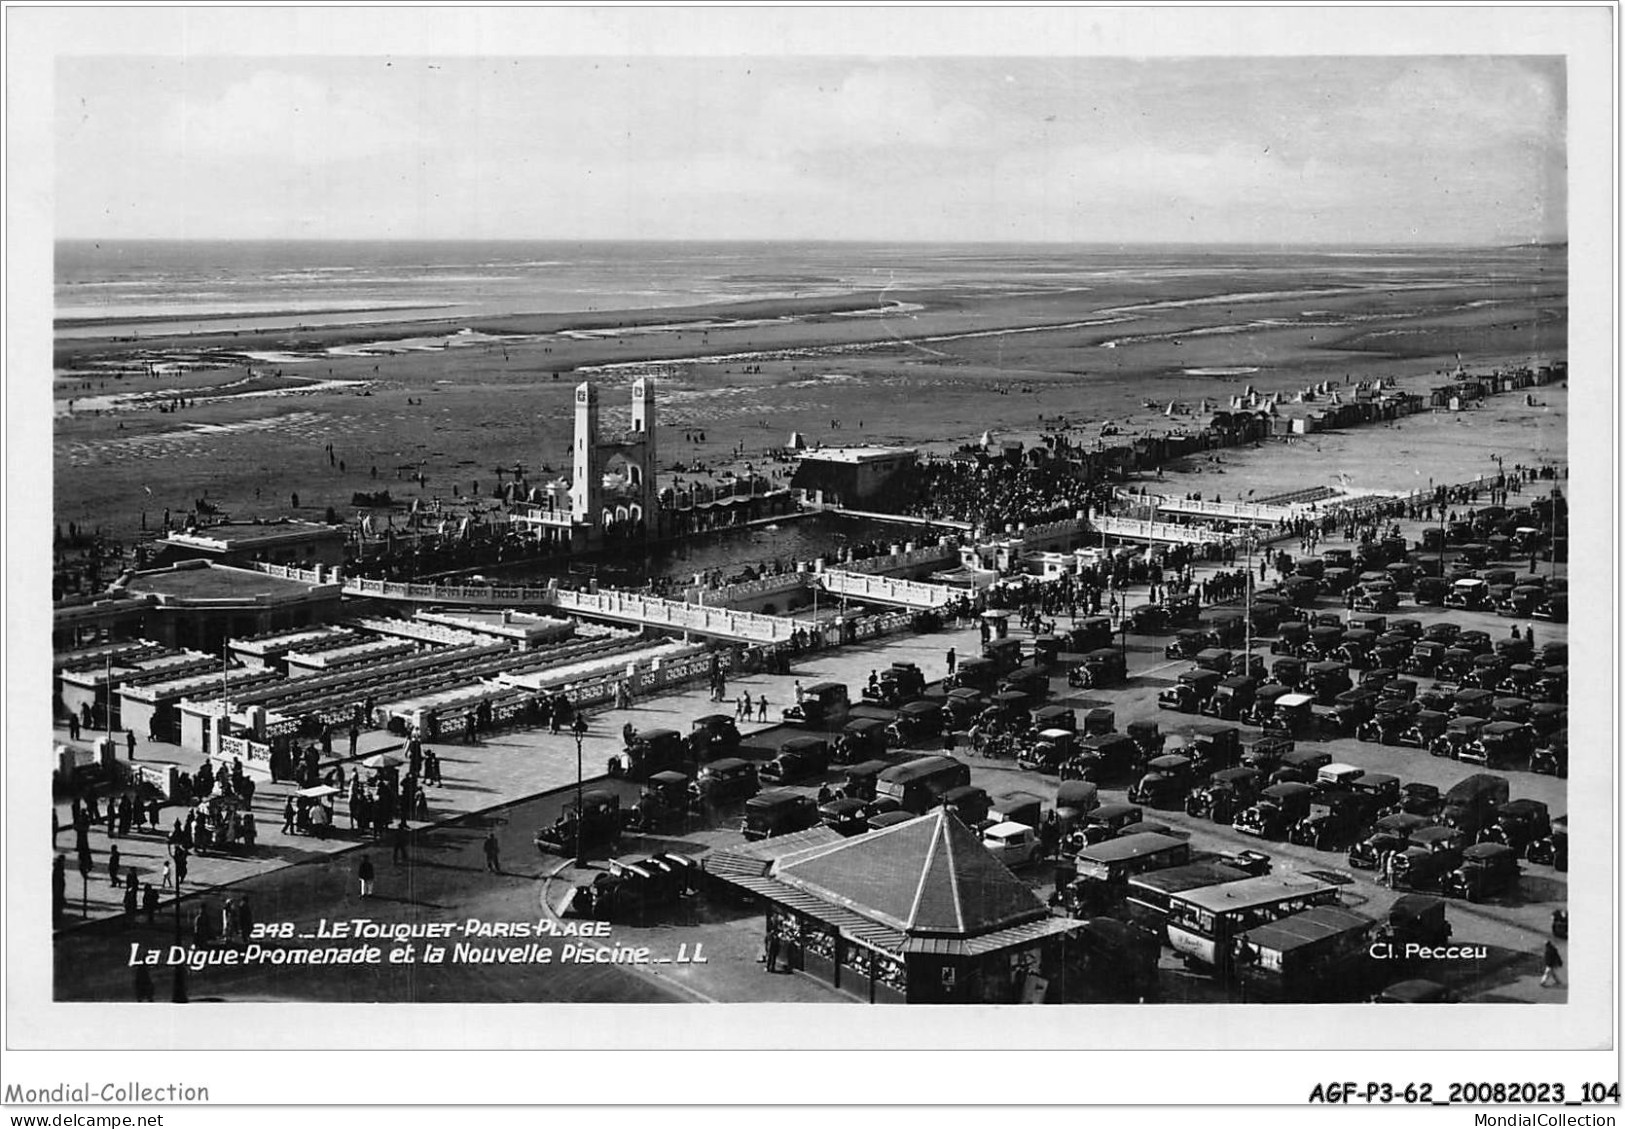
[108,844,121,888]
[1540,940,1564,987]
[173,846,188,887]
[126,730,136,758]
[484,831,501,873]
[392,820,409,865]
[764,932,781,973]
[757,694,768,722]
[794,680,804,705]
[123,882,138,917]
[160,858,173,889]
[425,748,441,786]
[283,796,296,835]
[946,647,956,676]
[142,882,158,922]
[358,854,375,898]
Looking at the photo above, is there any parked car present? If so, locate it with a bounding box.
[818,797,872,837]
[1063,733,1141,783]
[887,699,944,747]
[1462,720,1534,768]
[758,737,830,784]
[693,757,760,804]
[1069,647,1128,689]
[742,790,821,841]
[834,717,891,764]
[1183,763,1267,825]
[1384,782,1444,820]
[1289,790,1380,851]
[1157,668,1223,713]
[610,728,687,780]
[1349,812,1435,870]
[1233,782,1316,839]
[688,714,742,760]
[1530,730,1568,778]
[1127,754,1195,808]
[536,790,625,855]
[1478,798,1551,857]
[1525,814,1567,871]
[1430,716,1488,759]
[782,681,850,727]
[1389,826,1468,891]
[1440,842,1520,902]
[1398,709,1449,749]
[982,821,1041,868]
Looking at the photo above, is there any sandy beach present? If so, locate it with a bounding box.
[53,250,1566,545]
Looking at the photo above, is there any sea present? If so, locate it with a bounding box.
[55,239,1554,341]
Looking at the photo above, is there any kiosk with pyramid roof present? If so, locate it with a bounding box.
[707,809,1088,1003]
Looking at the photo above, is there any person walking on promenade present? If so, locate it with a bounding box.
[173,845,188,887]
[1540,940,1564,988]
[283,796,296,835]
[484,831,501,873]
[357,854,375,898]
[425,748,441,787]
[123,882,138,917]
[392,820,409,865]
[126,730,136,758]
[347,724,359,758]
[108,844,121,888]
[946,647,956,677]
[142,882,158,923]
[160,858,173,889]
[758,694,768,723]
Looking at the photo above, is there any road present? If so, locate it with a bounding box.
[54,779,687,1003]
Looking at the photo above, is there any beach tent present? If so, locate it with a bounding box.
[787,431,807,450]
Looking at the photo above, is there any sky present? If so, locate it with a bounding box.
[55,55,1566,244]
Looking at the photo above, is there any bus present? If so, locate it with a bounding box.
[873,756,971,815]
[1057,833,1193,917]
[1074,832,1192,885]
[1123,861,1251,943]
[1234,905,1377,1002]
[1166,872,1341,977]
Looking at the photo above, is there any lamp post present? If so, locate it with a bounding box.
[573,726,586,868]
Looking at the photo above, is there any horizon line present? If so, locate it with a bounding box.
[56,236,1566,249]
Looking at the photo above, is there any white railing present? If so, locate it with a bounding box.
[1090,516,1222,545]
[1150,498,1290,523]
[550,588,794,643]
[816,570,955,609]
[840,544,960,576]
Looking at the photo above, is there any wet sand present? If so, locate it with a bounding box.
[53,257,1566,544]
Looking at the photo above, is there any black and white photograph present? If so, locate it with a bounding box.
[4,3,1617,1113]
